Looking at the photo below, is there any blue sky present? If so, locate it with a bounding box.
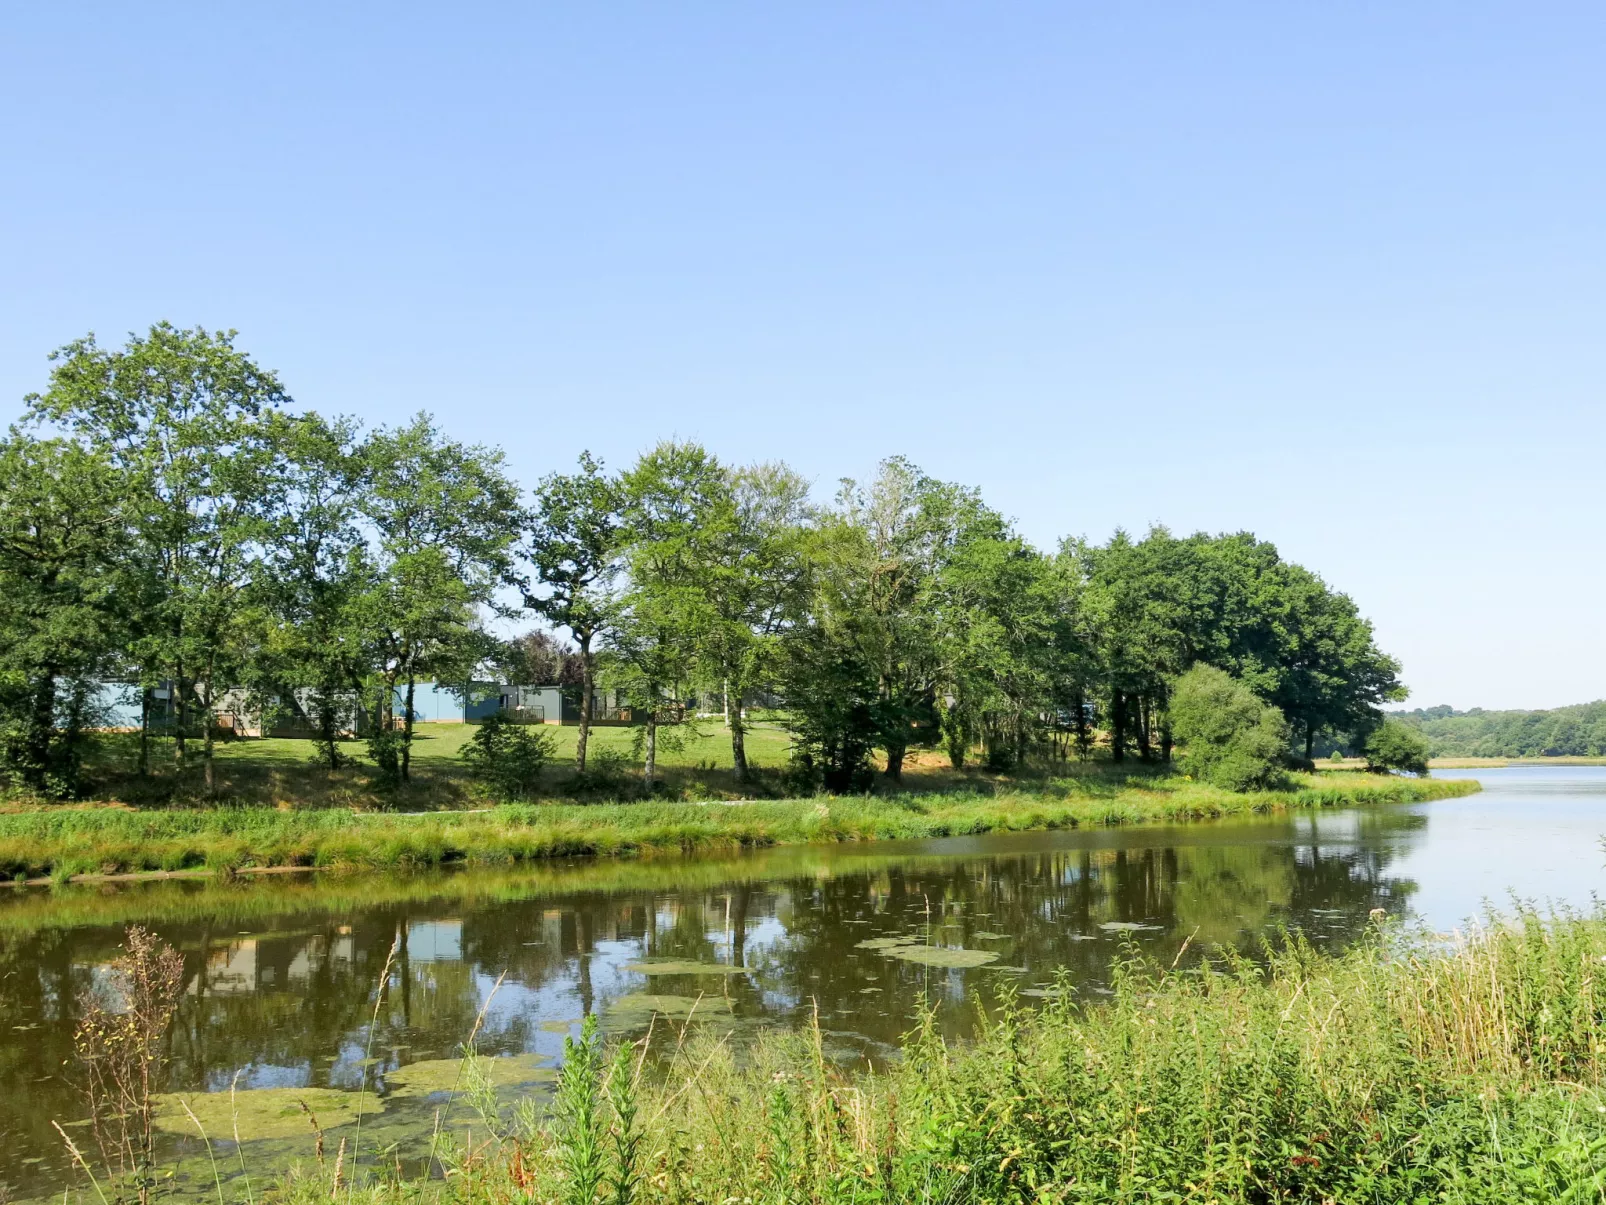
[3,3,1602,710]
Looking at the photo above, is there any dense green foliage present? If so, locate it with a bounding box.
[4,325,1409,802]
[458,714,556,800]
[1395,700,1606,758]
[1363,716,1432,775]
[1170,664,1290,790]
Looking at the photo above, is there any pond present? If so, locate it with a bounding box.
[2,766,1602,1199]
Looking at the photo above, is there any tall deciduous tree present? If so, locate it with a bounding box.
[612,441,724,789]
[26,324,291,794]
[698,462,812,784]
[818,459,962,781]
[0,436,132,796]
[520,453,621,773]
[356,415,520,782]
[253,413,371,769]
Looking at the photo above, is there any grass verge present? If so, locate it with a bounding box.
[0,772,1476,883]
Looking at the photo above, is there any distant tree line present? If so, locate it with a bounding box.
[0,324,1407,798]
[1393,702,1606,759]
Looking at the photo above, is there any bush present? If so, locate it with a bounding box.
[459,715,555,800]
[1169,664,1290,791]
[1363,716,1432,775]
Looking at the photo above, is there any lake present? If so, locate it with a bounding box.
[2,765,1603,1199]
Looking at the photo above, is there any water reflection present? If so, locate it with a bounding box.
[0,801,1448,1198]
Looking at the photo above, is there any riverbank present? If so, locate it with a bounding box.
[0,772,1475,883]
[252,906,1601,1205]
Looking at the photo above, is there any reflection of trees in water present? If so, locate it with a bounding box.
[0,817,1430,1196]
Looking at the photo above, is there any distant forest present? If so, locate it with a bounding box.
[1393,702,1606,758]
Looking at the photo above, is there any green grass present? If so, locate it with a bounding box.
[0,770,1476,882]
[246,906,1606,1204]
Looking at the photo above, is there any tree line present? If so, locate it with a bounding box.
[1391,702,1606,759]
[0,324,1408,798]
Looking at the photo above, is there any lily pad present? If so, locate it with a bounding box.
[1097,921,1163,932]
[622,960,750,976]
[153,1087,377,1140]
[539,1019,579,1034]
[854,936,919,950]
[385,1055,554,1098]
[982,965,1030,974]
[1020,986,1072,999]
[601,993,733,1032]
[971,932,1010,941]
[884,946,998,969]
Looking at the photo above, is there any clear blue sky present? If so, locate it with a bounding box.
[3,3,1602,710]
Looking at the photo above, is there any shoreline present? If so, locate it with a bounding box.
[0,773,1478,888]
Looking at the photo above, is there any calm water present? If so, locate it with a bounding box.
[2,766,1604,1198]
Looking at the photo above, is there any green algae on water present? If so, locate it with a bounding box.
[883,945,999,968]
[622,960,751,976]
[153,1086,377,1140]
[384,1054,554,1098]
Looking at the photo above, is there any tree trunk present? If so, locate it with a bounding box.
[201,666,216,796]
[401,673,417,781]
[885,741,906,782]
[1136,695,1153,762]
[1110,690,1126,763]
[1304,722,1316,762]
[729,679,749,785]
[1160,717,1174,763]
[173,661,187,771]
[575,636,594,773]
[321,691,340,771]
[1073,690,1090,759]
[23,672,56,791]
[643,694,658,790]
[138,688,151,777]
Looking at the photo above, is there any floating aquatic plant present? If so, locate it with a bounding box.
[153,1087,376,1141]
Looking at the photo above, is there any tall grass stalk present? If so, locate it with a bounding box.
[347,935,399,1200]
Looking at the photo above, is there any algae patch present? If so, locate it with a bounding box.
[153,1087,375,1140]
[385,1054,554,1098]
[622,960,750,976]
[855,934,998,968]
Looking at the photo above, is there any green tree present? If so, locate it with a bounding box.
[697,462,813,784]
[1169,663,1290,791]
[1362,716,1431,776]
[825,458,957,781]
[252,414,371,770]
[611,441,724,789]
[26,324,291,795]
[459,713,555,800]
[935,501,1066,770]
[355,415,520,783]
[520,453,621,773]
[0,436,132,796]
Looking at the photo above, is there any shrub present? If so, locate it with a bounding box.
[459,715,555,800]
[1169,664,1289,791]
[1363,716,1432,775]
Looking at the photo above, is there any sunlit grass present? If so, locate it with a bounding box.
[0,772,1476,883]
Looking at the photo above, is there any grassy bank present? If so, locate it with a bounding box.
[248,907,1606,1204]
[0,772,1475,882]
